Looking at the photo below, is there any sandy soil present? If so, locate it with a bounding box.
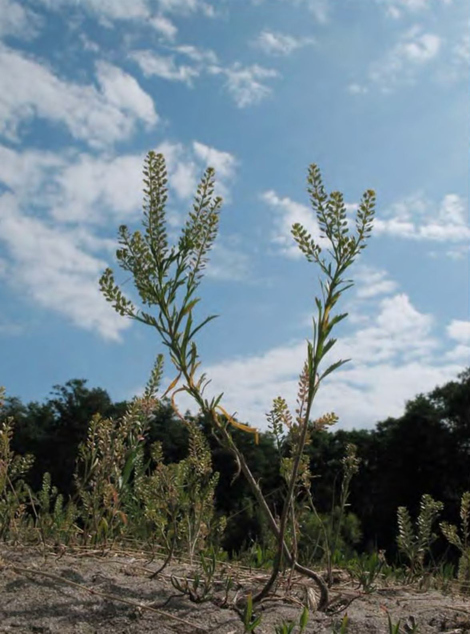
[1,546,469,633]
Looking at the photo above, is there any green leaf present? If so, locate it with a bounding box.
[321,337,337,358]
[299,606,309,632]
[188,314,219,340]
[319,358,350,382]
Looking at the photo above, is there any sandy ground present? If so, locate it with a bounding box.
[1,546,470,633]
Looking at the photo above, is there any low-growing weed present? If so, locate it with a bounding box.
[28,471,79,547]
[397,494,443,578]
[170,550,218,603]
[135,421,224,562]
[384,611,418,633]
[347,551,390,593]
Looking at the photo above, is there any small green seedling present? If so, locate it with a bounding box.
[243,593,262,632]
[275,606,309,633]
[332,614,349,633]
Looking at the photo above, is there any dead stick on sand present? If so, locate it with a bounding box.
[3,563,209,632]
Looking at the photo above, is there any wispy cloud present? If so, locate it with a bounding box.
[129,45,276,108]
[157,0,216,16]
[0,0,42,40]
[169,289,463,430]
[0,142,238,225]
[209,63,278,108]
[0,46,158,146]
[283,0,329,23]
[150,15,178,39]
[252,0,330,23]
[129,44,218,85]
[205,242,251,281]
[33,0,215,22]
[261,190,324,258]
[447,320,470,344]
[261,189,356,258]
[354,266,400,299]
[0,139,240,336]
[445,320,470,362]
[371,27,441,90]
[375,193,470,250]
[376,0,453,19]
[0,193,128,341]
[254,30,315,56]
[437,30,470,83]
[192,141,237,200]
[350,26,442,93]
[173,44,218,64]
[129,50,199,84]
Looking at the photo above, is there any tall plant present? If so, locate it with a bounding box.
[74,393,156,546]
[100,151,375,608]
[440,491,470,587]
[0,386,34,541]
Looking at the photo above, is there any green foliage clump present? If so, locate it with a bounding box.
[30,471,78,546]
[397,494,444,576]
[74,397,151,546]
[440,491,470,589]
[0,386,34,540]
[134,421,224,561]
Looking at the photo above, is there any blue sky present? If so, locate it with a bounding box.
[0,0,468,431]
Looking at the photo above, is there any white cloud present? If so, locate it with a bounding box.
[0,144,143,224]
[150,15,178,39]
[129,50,199,84]
[282,0,330,23]
[33,0,215,22]
[0,257,8,278]
[0,320,23,336]
[0,140,240,338]
[367,27,441,91]
[205,242,251,281]
[376,0,452,19]
[49,154,145,224]
[452,32,470,67]
[170,159,199,199]
[444,344,470,363]
[447,320,470,344]
[0,194,129,341]
[375,193,470,248]
[169,292,463,431]
[0,145,64,200]
[261,190,341,258]
[192,141,237,200]
[130,44,274,109]
[155,140,237,201]
[96,61,157,122]
[438,31,470,83]
[157,0,216,15]
[348,83,368,95]
[173,44,218,64]
[254,30,315,56]
[354,266,399,299]
[46,0,151,21]
[210,63,278,108]
[193,142,236,179]
[0,0,42,39]
[0,141,238,225]
[0,46,157,146]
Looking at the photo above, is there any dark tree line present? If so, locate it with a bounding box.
[3,368,469,558]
